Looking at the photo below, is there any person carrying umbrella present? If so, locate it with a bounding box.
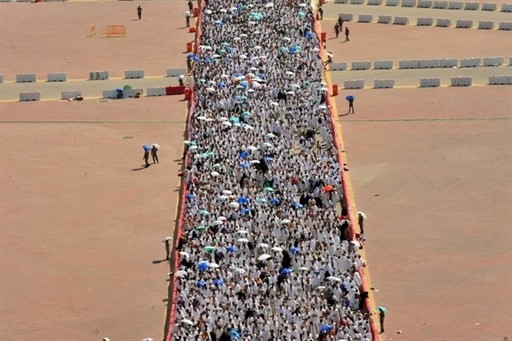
[142,145,151,167]
[346,95,355,114]
[376,306,387,333]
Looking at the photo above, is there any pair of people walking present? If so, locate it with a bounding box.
[142,144,159,167]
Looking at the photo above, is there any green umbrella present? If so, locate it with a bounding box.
[257,197,267,204]
[264,187,274,192]
[199,209,210,215]
[242,111,251,117]
[230,116,240,123]
[298,11,306,17]
[196,225,208,232]
[204,246,217,253]
[376,306,388,314]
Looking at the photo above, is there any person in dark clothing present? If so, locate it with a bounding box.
[344,26,350,42]
[151,145,159,164]
[338,16,344,30]
[137,5,142,20]
[317,6,323,20]
[188,0,193,12]
[334,23,340,38]
[143,149,150,167]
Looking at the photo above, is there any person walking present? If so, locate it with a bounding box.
[317,6,323,20]
[163,236,173,260]
[338,17,344,30]
[344,26,350,42]
[151,145,159,164]
[143,148,150,167]
[334,23,340,38]
[346,95,355,114]
[188,0,193,13]
[137,5,142,20]
[185,11,191,27]
[376,306,387,333]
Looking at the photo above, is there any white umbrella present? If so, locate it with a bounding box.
[162,236,172,242]
[253,45,262,50]
[222,121,232,126]
[219,8,227,12]
[327,276,342,282]
[239,34,248,38]
[142,338,154,341]
[237,238,249,243]
[188,145,198,150]
[179,251,189,258]
[208,263,220,268]
[282,37,291,42]
[218,117,228,121]
[315,286,326,291]
[239,54,247,59]
[247,145,258,151]
[298,3,307,6]
[243,125,254,130]
[218,216,227,221]
[250,160,260,164]
[176,270,188,277]
[264,2,274,7]
[223,190,232,195]
[237,230,248,235]
[211,171,220,177]
[272,246,283,252]
[286,91,296,96]
[266,133,276,138]
[257,243,269,248]
[152,143,160,150]
[298,266,309,271]
[217,195,228,201]
[213,220,223,226]
[285,71,295,76]
[258,254,272,261]
[181,319,194,326]
[229,202,240,208]
[262,142,273,148]
[234,268,246,274]
[270,101,279,107]
[197,116,207,120]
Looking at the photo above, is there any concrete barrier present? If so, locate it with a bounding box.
[15,0,31,2]
[455,19,473,28]
[47,73,67,82]
[393,16,409,25]
[374,60,394,69]
[436,18,451,27]
[385,0,399,5]
[351,61,372,70]
[417,0,433,7]
[19,92,40,101]
[90,71,109,80]
[447,1,463,9]
[61,90,83,100]
[510,57,512,66]
[489,75,512,85]
[350,0,364,4]
[399,60,421,69]
[374,79,395,88]
[502,4,512,12]
[124,69,144,79]
[439,58,458,68]
[401,0,416,6]
[419,59,440,68]
[16,73,36,83]
[451,76,472,86]
[378,15,393,23]
[103,90,118,99]
[481,2,496,11]
[420,78,441,87]
[0,75,3,83]
[459,58,481,67]
[478,20,494,29]
[498,22,512,30]
[432,0,448,8]
[358,14,373,23]
[463,1,479,10]
[367,0,382,4]
[344,80,365,89]
[334,0,350,3]
[124,88,143,98]
[0,0,13,2]
[482,57,504,66]
[331,62,348,71]
[147,87,168,96]
[167,68,187,77]
[417,17,434,26]
[339,13,354,21]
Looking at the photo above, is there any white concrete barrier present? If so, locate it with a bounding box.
[478,20,494,29]
[459,58,481,67]
[19,92,40,101]
[167,68,187,77]
[489,75,512,85]
[367,0,382,4]
[502,4,512,12]
[451,76,472,86]
[339,13,354,21]
[417,17,434,26]
[344,80,365,89]
[481,2,496,11]
[482,57,504,66]
[401,0,416,6]
[385,0,399,5]
[436,18,451,27]
[374,60,394,69]
[399,60,421,69]
[350,0,364,4]
[90,71,109,80]
[393,16,409,25]
[420,78,441,87]
[16,0,31,2]
[378,15,393,23]
[439,58,458,68]
[447,1,463,9]
[0,75,3,83]
[334,0,349,3]
[331,62,348,71]
[124,69,144,79]
[498,22,512,30]
[351,61,372,70]
[418,0,433,7]
[419,59,440,68]
[358,14,373,23]
[456,19,472,28]
[147,87,168,96]
[47,73,67,82]
[463,1,479,9]
[0,0,13,2]
[432,0,448,8]
[61,90,83,99]
[374,79,395,88]
[16,73,36,83]
[103,90,118,99]
[124,88,143,98]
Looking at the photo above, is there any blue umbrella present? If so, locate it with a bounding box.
[237,196,248,204]
[228,330,240,339]
[239,151,249,159]
[281,268,293,275]
[240,162,249,169]
[196,279,207,287]
[197,261,209,271]
[289,246,300,254]
[213,278,224,287]
[240,208,250,215]
[291,202,303,209]
[270,197,280,205]
[143,145,152,151]
[186,53,195,59]
[320,325,333,333]
[346,95,354,101]
[226,246,238,253]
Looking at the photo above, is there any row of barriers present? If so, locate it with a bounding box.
[0,68,188,83]
[329,56,510,70]
[339,75,512,88]
[17,85,189,101]
[334,0,512,12]
[338,13,512,29]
